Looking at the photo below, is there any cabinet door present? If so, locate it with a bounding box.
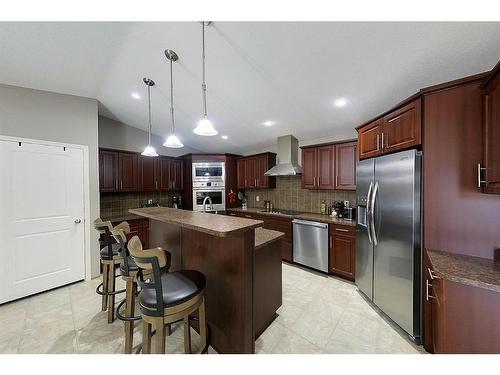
[246,158,257,189]
[138,156,157,191]
[483,74,500,194]
[329,233,355,280]
[170,159,183,191]
[237,158,247,189]
[431,276,444,354]
[383,99,421,153]
[256,155,269,188]
[301,148,317,189]
[99,150,118,192]
[118,153,138,191]
[358,120,382,160]
[317,145,335,189]
[335,142,357,190]
[157,158,171,191]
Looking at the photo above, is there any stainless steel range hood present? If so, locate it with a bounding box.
[264,135,302,176]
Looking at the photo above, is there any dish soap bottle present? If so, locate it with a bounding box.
[320,200,326,215]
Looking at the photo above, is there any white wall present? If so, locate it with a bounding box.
[242,131,358,164]
[0,84,101,278]
[99,116,201,156]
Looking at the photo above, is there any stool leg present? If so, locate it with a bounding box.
[183,316,191,354]
[199,297,207,351]
[154,319,166,354]
[142,321,151,354]
[124,278,135,354]
[166,324,171,336]
[107,264,116,323]
[101,262,108,311]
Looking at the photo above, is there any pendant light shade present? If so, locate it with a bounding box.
[163,49,184,149]
[193,21,217,137]
[141,77,158,157]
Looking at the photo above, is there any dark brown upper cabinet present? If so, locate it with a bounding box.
[358,119,383,159]
[118,152,138,191]
[357,98,422,160]
[236,153,276,189]
[481,62,500,195]
[99,150,119,192]
[99,149,183,193]
[301,141,356,190]
[335,141,357,190]
[138,155,157,191]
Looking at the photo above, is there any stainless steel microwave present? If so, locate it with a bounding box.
[192,162,225,184]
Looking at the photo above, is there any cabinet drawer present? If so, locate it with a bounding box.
[330,224,356,236]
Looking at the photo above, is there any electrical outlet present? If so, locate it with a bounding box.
[256,196,260,202]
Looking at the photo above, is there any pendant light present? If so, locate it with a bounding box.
[141,77,159,157]
[193,21,218,136]
[163,49,184,148]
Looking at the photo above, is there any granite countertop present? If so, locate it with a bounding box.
[227,207,356,227]
[129,207,263,237]
[427,249,500,293]
[254,227,285,250]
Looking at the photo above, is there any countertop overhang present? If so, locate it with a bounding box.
[129,207,264,237]
[427,249,500,293]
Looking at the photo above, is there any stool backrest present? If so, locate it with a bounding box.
[127,235,170,316]
[94,219,131,260]
[111,228,133,274]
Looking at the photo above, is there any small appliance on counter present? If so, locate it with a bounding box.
[345,207,356,221]
[241,196,248,210]
[172,194,182,209]
[141,200,160,208]
[334,201,346,218]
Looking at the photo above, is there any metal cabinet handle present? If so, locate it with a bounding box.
[381,133,384,149]
[244,215,252,218]
[155,180,158,189]
[428,268,440,280]
[245,179,247,187]
[318,176,320,186]
[335,175,338,187]
[426,279,435,301]
[313,176,316,187]
[376,134,380,150]
[477,163,486,188]
[335,228,349,232]
[120,180,123,190]
[329,235,332,248]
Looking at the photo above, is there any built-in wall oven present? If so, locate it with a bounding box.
[192,162,226,212]
[193,188,226,212]
[192,162,225,183]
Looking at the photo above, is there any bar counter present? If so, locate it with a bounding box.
[128,207,283,353]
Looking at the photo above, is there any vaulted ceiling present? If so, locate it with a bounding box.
[0,22,499,153]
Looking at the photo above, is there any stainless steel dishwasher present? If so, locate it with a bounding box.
[292,219,329,272]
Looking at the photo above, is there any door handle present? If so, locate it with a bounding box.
[74,219,82,224]
[426,279,435,301]
[366,181,373,244]
[370,181,379,246]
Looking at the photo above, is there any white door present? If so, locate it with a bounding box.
[0,140,85,304]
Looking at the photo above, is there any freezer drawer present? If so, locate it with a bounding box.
[292,219,329,272]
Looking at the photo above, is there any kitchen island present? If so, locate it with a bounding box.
[129,207,284,354]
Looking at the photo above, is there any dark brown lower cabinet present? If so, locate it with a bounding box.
[425,254,500,354]
[329,224,356,281]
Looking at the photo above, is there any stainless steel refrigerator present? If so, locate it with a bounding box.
[356,149,422,341]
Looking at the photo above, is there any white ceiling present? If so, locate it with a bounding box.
[0,22,499,153]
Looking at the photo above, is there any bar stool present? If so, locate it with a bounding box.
[127,236,208,354]
[112,228,168,354]
[93,218,127,323]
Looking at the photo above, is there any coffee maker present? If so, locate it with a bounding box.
[172,194,182,209]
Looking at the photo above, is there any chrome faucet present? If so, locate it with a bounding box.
[202,196,213,213]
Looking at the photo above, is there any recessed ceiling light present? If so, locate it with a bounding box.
[263,121,275,127]
[221,135,228,140]
[131,92,141,100]
[334,98,348,107]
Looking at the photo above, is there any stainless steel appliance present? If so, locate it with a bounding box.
[192,162,225,183]
[292,219,329,272]
[356,149,422,341]
[193,188,225,212]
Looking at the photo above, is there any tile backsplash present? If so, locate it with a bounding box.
[100,191,174,219]
[244,176,356,213]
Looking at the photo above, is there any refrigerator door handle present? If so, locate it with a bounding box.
[371,181,379,246]
[366,181,373,244]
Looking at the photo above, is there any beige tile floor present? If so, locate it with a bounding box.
[0,262,424,354]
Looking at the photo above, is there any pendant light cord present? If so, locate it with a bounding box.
[169,58,175,133]
[201,22,208,117]
[147,83,152,145]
